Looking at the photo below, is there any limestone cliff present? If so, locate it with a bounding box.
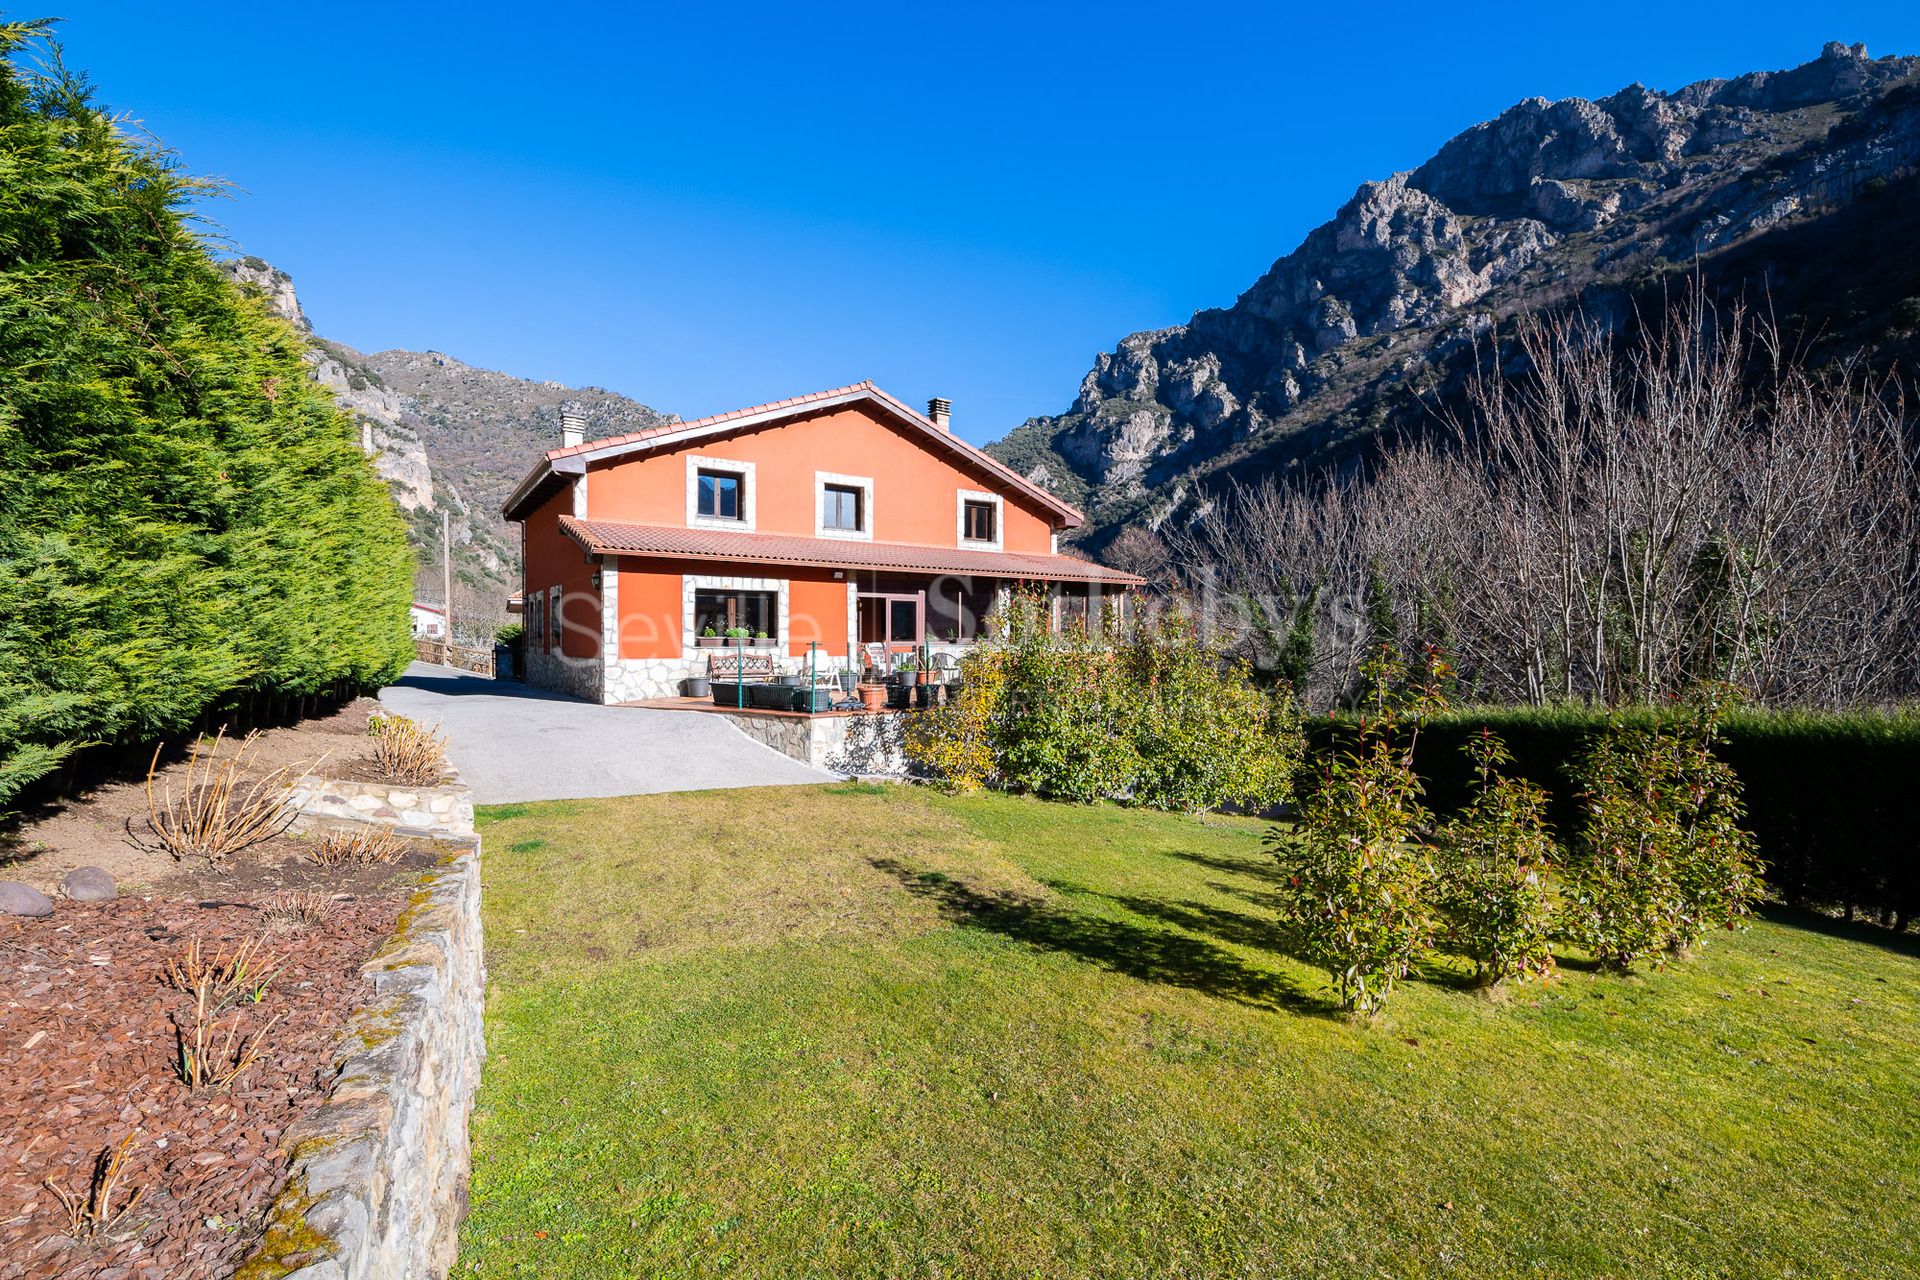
[992,43,1920,539]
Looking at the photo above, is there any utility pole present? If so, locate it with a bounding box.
[441,509,454,667]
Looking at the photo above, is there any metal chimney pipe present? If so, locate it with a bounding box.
[927,397,952,432]
[560,409,586,449]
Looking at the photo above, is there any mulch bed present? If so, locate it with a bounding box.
[0,895,404,1280]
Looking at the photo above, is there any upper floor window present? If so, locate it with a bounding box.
[962,499,996,543]
[814,471,874,541]
[822,483,863,532]
[697,468,744,521]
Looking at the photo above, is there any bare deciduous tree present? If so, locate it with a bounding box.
[1172,288,1920,710]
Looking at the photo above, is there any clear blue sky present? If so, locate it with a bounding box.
[59,2,1920,445]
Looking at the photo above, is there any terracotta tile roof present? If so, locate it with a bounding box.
[558,517,1147,586]
[541,380,879,463]
[503,380,1084,528]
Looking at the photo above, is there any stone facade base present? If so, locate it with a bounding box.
[523,649,603,701]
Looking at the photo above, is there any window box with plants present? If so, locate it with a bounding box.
[697,626,778,649]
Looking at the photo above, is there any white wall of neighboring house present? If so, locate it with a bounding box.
[411,603,446,639]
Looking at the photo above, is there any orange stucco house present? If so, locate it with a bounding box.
[502,380,1146,703]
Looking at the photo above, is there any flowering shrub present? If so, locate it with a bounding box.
[1269,727,1433,1015]
[1432,730,1558,985]
[1562,693,1763,969]
[902,647,1005,793]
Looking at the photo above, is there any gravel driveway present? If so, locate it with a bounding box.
[378,663,831,804]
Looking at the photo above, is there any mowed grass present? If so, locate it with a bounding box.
[456,784,1920,1279]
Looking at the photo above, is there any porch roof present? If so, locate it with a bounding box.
[557,516,1147,587]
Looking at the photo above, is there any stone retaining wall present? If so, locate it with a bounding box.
[240,764,485,1279]
[715,709,912,775]
[236,841,484,1280]
[286,774,474,836]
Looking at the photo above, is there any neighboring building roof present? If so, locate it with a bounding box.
[410,602,446,615]
[501,380,1084,527]
[558,516,1146,587]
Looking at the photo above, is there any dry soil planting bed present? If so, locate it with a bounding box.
[0,895,404,1280]
[0,699,388,898]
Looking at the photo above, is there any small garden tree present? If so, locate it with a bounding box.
[1432,729,1558,985]
[1562,691,1763,969]
[1267,646,1446,1014]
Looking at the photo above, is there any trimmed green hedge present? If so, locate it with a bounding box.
[0,21,413,806]
[1307,707,1920,929]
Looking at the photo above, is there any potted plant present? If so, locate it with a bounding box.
[856,680,887,712]
[697,624,725,648]
[895,653,921,688]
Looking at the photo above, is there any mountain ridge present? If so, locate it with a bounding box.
[988,41,1920,544]
[225,258,674,626]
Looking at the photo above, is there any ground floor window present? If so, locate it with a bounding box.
[695,588,777,639]
[926,577,1000,642]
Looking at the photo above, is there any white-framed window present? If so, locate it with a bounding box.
[956,489,1003,550]
[814,470,874,541]
[686,454,757,531]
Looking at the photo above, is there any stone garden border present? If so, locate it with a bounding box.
[285,773,474,836]
[236,766,485,1279]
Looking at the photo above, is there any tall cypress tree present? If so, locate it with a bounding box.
[0,18,413,805]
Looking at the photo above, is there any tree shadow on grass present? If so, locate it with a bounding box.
[1096,890,1294,960]
[871,857,1329,1015]
[1162,847,1291,886]
[1758,901,1920,959]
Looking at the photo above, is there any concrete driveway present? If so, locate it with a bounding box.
[378,663,831,804]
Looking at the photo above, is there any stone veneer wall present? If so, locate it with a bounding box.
[239,775,484,1279]
[523,647,602,702]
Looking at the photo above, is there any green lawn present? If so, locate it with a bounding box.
[456,784,1920,1279]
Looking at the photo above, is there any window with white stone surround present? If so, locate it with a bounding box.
[957,489,1003,551]
[814,471,874,540]
[686,454,757,531]
[682,573,787,658]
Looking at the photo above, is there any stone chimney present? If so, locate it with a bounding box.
[560,409,586,449]
[927,397,952,432]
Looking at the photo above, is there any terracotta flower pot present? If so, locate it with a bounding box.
[856,682,887,712]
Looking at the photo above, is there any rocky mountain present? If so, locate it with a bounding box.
[992,43,1920,543]
[225,259,673,626]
